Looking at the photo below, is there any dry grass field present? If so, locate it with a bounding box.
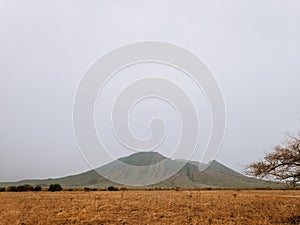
[1,190,300,225]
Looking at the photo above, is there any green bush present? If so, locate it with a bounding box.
[17,184,33,192]
[0,187,5,192]
[7,186,18,192]
[48,184,62,192]
[84,187,92,191]
[33,185,42,192]
[17,185,24,192]
[107,186,118,191]
[92,188,98,191]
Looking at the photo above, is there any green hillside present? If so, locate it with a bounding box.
[0,152,280,189]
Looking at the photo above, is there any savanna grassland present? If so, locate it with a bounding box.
[0,190,300,225]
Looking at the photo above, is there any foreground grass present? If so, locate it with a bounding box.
[0,190,299,225]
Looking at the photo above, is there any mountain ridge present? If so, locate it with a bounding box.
[0,152,279,189]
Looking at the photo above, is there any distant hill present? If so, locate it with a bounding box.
[0,152,279,189]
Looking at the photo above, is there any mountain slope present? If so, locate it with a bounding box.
[0,152,278,189]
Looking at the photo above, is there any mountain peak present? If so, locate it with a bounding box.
[118,151,165,166]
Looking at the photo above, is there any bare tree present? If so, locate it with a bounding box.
[246,132,300,188]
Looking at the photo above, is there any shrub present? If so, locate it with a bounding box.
[7,186,18,192]
[0,187,5,192]
[48,184,62,192]
[92,188,98,191]
[33,185,42,192]
[84,187,92,191]
[17,185,25,192]
[107,186,113,191]
[17,184,33,192]
[68,188,73,191]
[107,186,118,191]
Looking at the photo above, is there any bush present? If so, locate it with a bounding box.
[84,187,92,191]
[0,187,5,192]
[33,185,42,192]
[17,184,33,192]
[17,185,24,192]
[92,188,98,191]
[107,186,118,191]
[48,184,62,192]
[7,186,18,192]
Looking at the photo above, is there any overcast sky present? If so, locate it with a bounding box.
[1,0,300,182]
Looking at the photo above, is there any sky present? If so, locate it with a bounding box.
[1,0,300,182]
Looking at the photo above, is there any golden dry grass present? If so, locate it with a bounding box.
[0,190,300,225]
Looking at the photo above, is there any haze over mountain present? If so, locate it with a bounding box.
[0,152,277,189]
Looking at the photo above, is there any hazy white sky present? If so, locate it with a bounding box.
[1,0,300,182]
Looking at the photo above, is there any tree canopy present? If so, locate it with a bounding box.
[48,184,62,192]
[246,132,300,187]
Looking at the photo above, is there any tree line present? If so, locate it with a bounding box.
[0,184,122,192]
[0,184,62,192]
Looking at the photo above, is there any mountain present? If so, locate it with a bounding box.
[0,152,278,189]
